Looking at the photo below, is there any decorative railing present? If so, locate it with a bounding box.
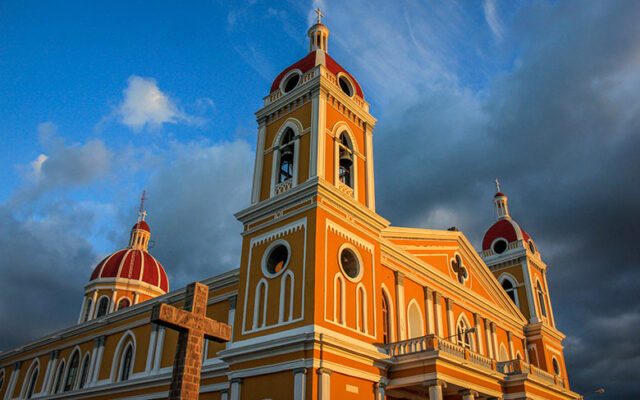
[336,181,354,197]
[388,335,565,388]
[275,180,293,195]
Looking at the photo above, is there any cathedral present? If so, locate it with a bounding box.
[0,15,580,400]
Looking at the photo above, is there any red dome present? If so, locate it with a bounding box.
[482,219,532,251]
[494,192,506,198]
[270,51,364,98]
[89,249,169,292]
[132,220,150,232]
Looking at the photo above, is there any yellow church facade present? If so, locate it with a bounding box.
[0,17,580,400]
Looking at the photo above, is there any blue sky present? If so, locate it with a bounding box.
[1,1,639,398]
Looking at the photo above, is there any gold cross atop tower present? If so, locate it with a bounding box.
[314,8,324,24]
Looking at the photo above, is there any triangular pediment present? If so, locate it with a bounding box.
[381,226,527,326]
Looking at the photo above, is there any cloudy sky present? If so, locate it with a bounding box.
[1,0,638,397]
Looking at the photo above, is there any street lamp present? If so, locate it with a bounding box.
[442,327,476,341]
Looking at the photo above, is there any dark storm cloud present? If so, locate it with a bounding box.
[374,1,640,397]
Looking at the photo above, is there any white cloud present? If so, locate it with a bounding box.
[29,154,48,180]
[482,0,504,41]
[117,75,193,131]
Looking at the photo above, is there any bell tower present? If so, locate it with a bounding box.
[230,13,388,365]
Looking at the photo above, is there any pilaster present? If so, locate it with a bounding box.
[317,368,332,400]
[293,368,307,400]
[394,271,407,341]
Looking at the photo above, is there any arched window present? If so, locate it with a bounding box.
[500,277,518,306]
[253,280,268,329]
[456,317,474,351]
[78,355,90,389]
[498,343,509,362]
[407,300,424,339]
[333,274,345,324]
[279,271,294,323]
[64,350,80,391]
[337,132,354,188]
[381,293,391,344]
[25,366,38,399]
[536,281,547,318]
[119,345,133,381]
[83,299,93,322]
[278,128,295,183]
[117,298,131,310]
[96,297,110,318]
[53,360,65,394]
[356,285,367,333]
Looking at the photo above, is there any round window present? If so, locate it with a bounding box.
[528,240,536,254]
[264,243,289,276]
[339,246,361,280]
[493,239,508,254]
[338,76,353,97]
[552,358,561,376]
[282,72,300,93]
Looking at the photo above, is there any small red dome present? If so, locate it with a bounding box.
[132,220,150,232]
[270,51,364,98]
[482,219,532,251]
[89,249,169,292]
[494,192,506,198]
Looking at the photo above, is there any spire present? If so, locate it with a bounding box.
[493,180,510,219]
[308,8,329,57]
[129,191,151,251]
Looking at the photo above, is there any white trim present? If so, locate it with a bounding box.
[279,69,303,95]
[63,346,82,393]
[278,270,295,324]
[251,122,266,204]
[406,299,425,339]
[94,295,111,319]
[455,313,476,351]
[76,352,91,390]
[380,284,395,343]
[242,218,307,334]
[356,283,368,334]
[333,274,346,324]
[498,273,520,309]
[50,358,65,395]
[337,243,364,282]
[261,239,292,279]
[332,124,359,200]
[19,358,39,399]
[270,120,302,198]
[110,330,137,382]
[252,279,268,330]
[364,127,375,210]
[336,73,356,98]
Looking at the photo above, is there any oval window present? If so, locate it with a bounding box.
[552,357,561,376]
[264,243,289,276]
[339,247,361,280]
[282,73,300,93]
[528,240,536,254]
[338,76,353,97]
[493,239,508,254]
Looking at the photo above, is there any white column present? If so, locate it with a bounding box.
[425,379,446,400]
[364,124,375,210]
[374,382,386,400]
[152,326,166,372]
[88,291,98,321]
[86,339,99,388]
[251,119,267,204]
[394,272,407,341]
[521,260,539,323]
[484,318,494,359]
[227,296,237,344]
[507,332,515,360]
[40,350,55,394]
[543,272,557,327]
[90,336,106,385]
[230,378,242,400]
[77,296,88,324]
[491,322,499,360]
[133,292,140,305]
[309,91,319,178]
[317,368,332,400]
[434,292,444,337]
[220,389,229,400]
[445,298,454,341]
[316,90,326,179]
[459,389,478,400]
[293,368,307,400]
[109,290,118,313]
[424,287,435,335]
[145,324,158,373]
[473,313,484,355]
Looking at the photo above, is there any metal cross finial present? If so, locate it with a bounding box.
[495,178,501,193]
[138,190,147,222]
[314,8,324,24]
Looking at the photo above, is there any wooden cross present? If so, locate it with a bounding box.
[151,282,232,400]
[451,255,467,284]
[314,8,324,24]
